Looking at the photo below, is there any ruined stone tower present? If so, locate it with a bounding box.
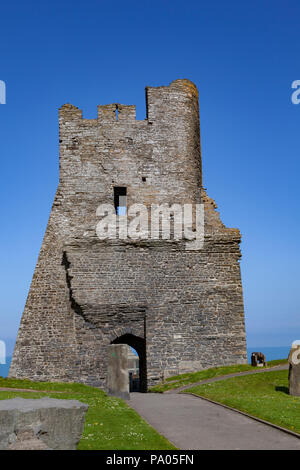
[10,79,247,391]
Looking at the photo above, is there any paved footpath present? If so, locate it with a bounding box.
[128,365,300,450]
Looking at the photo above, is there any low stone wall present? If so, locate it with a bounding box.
[289,341,300,396]
[0,397,88,450]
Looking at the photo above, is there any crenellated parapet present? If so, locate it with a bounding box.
[59,79,199,126]
[59,103,83,121]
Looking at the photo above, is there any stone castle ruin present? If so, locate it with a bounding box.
[9,79,247,391]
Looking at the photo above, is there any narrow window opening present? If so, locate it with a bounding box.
[115,105,119,121]
[142,176,146,182]
[114,187,127,215]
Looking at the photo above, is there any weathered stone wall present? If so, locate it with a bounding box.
[9,79,247,389]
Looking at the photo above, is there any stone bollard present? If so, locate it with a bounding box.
[107,344,130,400]
[0,397,88,450]
[288,340,300,396]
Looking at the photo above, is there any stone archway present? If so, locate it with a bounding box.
[111,333,147,392]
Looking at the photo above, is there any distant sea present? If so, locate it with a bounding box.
[0,356,11,378]
[0,347,290,379]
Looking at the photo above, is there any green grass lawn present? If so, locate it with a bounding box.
[0,377,175,450]
[149,359,287,393]
[185,369,300,434]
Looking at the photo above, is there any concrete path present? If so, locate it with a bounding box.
[168,364,289,393]
[129,392,300,450]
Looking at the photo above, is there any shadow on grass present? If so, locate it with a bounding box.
[275,386,289,395]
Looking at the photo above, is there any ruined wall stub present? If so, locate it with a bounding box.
[107,344,130,400]
[9,79,247,389]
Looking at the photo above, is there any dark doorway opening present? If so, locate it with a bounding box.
[111,334,147,392]
[113,187,127,215]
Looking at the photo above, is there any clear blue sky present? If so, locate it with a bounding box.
[1,0,299,353]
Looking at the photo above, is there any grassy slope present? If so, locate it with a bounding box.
[0,377,175,450]
[186,369,300,435]
[149,359,287,393]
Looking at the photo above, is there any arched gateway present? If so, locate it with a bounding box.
[111,334,147,393]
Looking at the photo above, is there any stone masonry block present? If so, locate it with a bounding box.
[0,397,88,450]
[107,344,130,400]
[288,341,300,396]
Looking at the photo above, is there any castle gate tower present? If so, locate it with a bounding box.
[9,79,247,390]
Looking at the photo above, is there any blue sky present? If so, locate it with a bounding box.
[0,0,300,353]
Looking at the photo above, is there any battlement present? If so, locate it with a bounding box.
[58,78,202,202]
[59,102,138,124]
[59,79,199,125]
[97,104,136,122]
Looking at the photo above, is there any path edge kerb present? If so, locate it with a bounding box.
[182,392,300,440]
[164,364,288,394]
